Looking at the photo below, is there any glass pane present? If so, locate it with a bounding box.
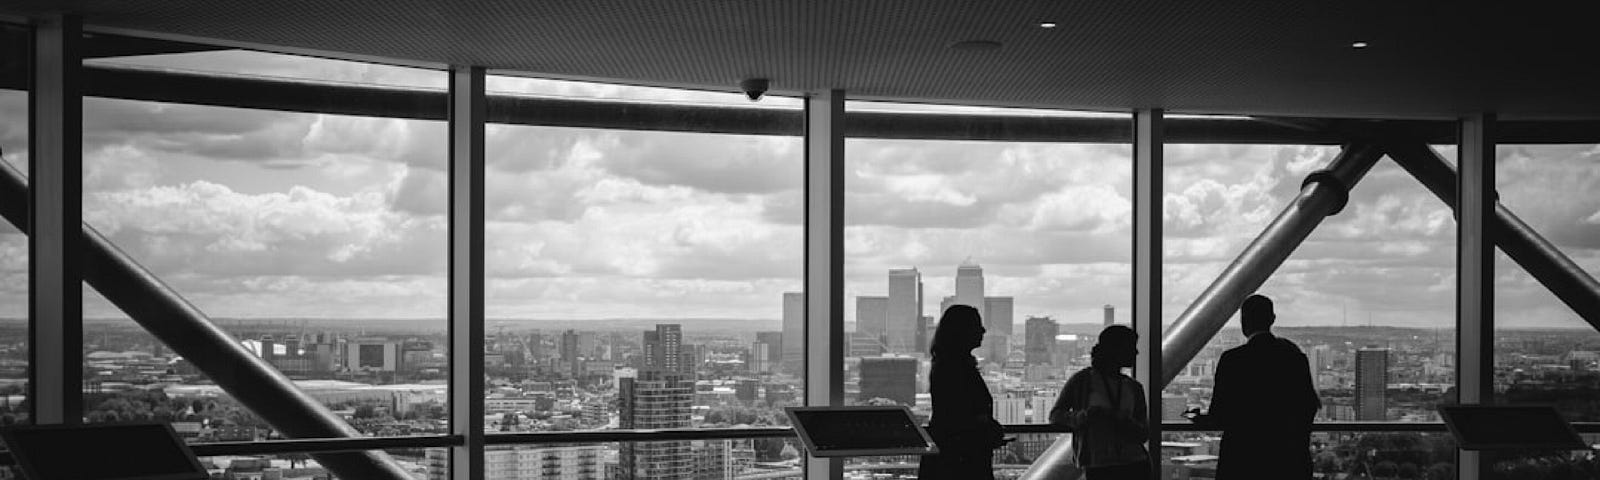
[481,72,805,456]
[0,22,28,426]
[480,440,803,480]
[840,101,1134,469]
[1161,431,1458,479]
[201,448,438,479]
[79,35,448,439]
[1494,143,1600,422]
[1164,129,1457,424]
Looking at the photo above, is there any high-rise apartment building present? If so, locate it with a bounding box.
[858,356,918,406]
[1355,347,1389,421]
[620,369,695,479]
[1025,316,1059,366]
[427,444,605,480]
[782,292,804,375]
[1031,393,1058,423]
[887,268,922,353]
[1103,305,1115,327]
[643,324,690,376]
[985,296,1014,337]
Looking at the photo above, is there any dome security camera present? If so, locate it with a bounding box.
[740,78,769,101]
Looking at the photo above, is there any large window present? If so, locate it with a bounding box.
[1163,131,1457,425]
[481,74,805,479]
[1492,143,1600,469]
[842,102,1132,474]
[0,22,29,426]
[78,39,449,449]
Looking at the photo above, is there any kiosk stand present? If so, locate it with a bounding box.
[784,406,939,458]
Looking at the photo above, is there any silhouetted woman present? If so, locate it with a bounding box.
[1049,325,1149,480]
[917,304,1005,480]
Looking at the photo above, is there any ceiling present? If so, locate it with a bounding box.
[4,1,1599,119]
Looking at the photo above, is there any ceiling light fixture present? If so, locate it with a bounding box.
[1351,41,1369,49]
[1039,22,1058,29]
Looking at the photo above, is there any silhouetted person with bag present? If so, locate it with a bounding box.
[1049,325,1149,480]
[918,304,1005,480]
[1189,294,1321,479]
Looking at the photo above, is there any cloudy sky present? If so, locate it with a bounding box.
[1,49,1598,334]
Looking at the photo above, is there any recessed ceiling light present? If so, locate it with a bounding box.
[1351,41,1369,49]
[949,40,1003,51]
[1039,22,1059,29]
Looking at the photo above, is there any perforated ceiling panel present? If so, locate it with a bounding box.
[7,0,1600,118]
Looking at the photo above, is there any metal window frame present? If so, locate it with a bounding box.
[1133,109,1164,479]
[448,65,487,480]
[27,13,82,426]
[1456,113,1495,480]
[803,89,846,480]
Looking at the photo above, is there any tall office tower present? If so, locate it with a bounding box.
[981,333,1010,365]
[923,316,937,352]
[578,331,598,358]
[1355,347,1390,421]
[560,330,580,363]
[1103,304,1115,327]
[1031,393,1058,423]
[994,397,1028,424]
[1025,316,1059,366]
[644,324,685,374]
[620,369,695,479]
[859,357,919,405]
[1307,344,1324,379]
[955,261,985,311]
[526,331,545,359]
[782,292,805,375]
[755,331,784,365]
[985,296,1014,336]
[750,342,772,373]
[856,296,889,339]
[939,296,955,316]
[887,268,922,353]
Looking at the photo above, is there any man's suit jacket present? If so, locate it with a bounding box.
[1208,332,1321,479]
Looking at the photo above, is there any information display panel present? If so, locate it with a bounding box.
[785,406,938,458]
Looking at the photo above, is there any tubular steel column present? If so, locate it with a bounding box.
[1456,114,1495,480]
[1133,109,1164,480]
[804,90,845,480]
[1386,142,1600,332]
[448,65,487,480]
[1160,143,1386,386]
[28,14,83,425]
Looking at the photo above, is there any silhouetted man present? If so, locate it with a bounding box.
[1190,294,1320,479]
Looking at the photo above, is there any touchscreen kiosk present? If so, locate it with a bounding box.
[1439,405,1588,451]
[0,422,209,480]
[784,406,938,458]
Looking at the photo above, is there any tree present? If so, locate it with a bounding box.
[1374,460,1398,479]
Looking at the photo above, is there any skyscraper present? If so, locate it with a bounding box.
[1355,347,1389,421]
[985,296,1014,337]
[859,357,918,405]
[620,369,695,479]
[644,324,687,375]
[1031,392,1058,423]
[1103,304,1115,327]
[755,331,783,366]
[856,295,889,340]
[782,292,804,375]
[1025,316,1059,366]
[955,261,984,311]
[887,268,922,353]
